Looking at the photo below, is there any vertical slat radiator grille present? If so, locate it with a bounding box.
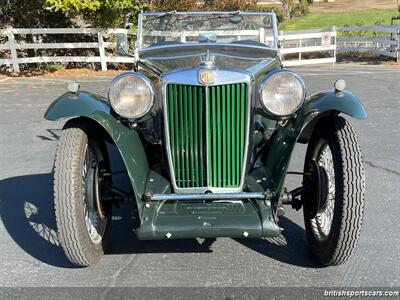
[167,84,205,188]
[208,83,247,188]
[166,83,248,189]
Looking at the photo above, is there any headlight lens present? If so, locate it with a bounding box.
[108,73,154,119]
[260,70,305,117]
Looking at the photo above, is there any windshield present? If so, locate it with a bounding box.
[138,12,278,49]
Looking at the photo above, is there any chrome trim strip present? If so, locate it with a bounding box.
[162,67,253,194]
[150,192,265,201]
[162,67,253,87]
[138,13,144,51]
[272,13,279,51]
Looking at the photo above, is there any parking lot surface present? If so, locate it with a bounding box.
[0,65,399,287]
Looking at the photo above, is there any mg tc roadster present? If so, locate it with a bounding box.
[44,12,366,267]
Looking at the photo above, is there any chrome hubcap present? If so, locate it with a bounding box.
[310,143,335,241]
[82,144,107,244]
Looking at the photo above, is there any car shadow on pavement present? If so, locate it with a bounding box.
[0,173,321,268]
[0,173,216,269]
[234,217,322,268]
[0,173,73,268]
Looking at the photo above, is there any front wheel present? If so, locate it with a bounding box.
[54,119,111,267]
[303,116,365,266]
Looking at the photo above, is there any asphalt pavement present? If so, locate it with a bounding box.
[0,64,399,288]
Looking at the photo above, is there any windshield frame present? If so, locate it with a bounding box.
[137,11,279,51]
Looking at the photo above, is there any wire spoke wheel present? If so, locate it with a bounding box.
[310,143,335,242]
[82,144,107,245]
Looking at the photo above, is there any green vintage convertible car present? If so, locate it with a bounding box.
[44,11,366,267]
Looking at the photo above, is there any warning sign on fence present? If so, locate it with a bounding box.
[321,32,331,48]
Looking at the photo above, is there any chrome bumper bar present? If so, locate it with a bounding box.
[150,192,265,201]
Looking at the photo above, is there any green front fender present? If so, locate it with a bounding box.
[263,90,367,205]
[44,91,149,215]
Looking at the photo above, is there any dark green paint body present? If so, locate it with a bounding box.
[136,200,272,240]
[44,91,149,216]
[44,83,366,240]
[250,90,367,206]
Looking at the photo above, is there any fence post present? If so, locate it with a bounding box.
[97,32,107,71]
[279,30,284,61]
[298,39,302,61]
[332,26,336,68]
[397,26,400,64]
[6,29,20,73]
[259,27,265,44]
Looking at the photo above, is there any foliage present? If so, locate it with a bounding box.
[47,63,66,71]
[257,5,285,23]
[149,0,307,25]
[0,0,72,28]
[45,0,100,11]
[150,0,198,11]
[280,0,309,20]
[201,0,258,11]
[150,0,258,12]
[45,0,149,27]
[0,0,283,29]
[294,0,310,18]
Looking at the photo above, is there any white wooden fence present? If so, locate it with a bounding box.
[0,25,399,73]
[0,28,134,73]
[279,28,337,66]
[336,25,400,61]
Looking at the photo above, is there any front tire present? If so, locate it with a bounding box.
[54,119,111,267]
[303,116,365,266]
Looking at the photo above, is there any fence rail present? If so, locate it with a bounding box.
[0,28,134,72]
[336,25,400,60]
[279,27,337,66]
[0,25,399,72]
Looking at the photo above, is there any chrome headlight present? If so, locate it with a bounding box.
[108,72,154,119]
[259,70,305,117]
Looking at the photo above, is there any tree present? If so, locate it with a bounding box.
[281,0,309,20]
[150,0,198,12]
[201,0,258,11]
[150,0,258,12]
[0,0,72,28]
[45,0,149,28]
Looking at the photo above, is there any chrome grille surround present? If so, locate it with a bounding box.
[162,67,253,194]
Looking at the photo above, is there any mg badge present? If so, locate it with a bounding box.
[199,70,214,85]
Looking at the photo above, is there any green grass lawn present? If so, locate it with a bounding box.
[280,9,398,31]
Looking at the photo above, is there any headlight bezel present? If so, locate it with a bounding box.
[258,69,306,118]
[108,72,155,120]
